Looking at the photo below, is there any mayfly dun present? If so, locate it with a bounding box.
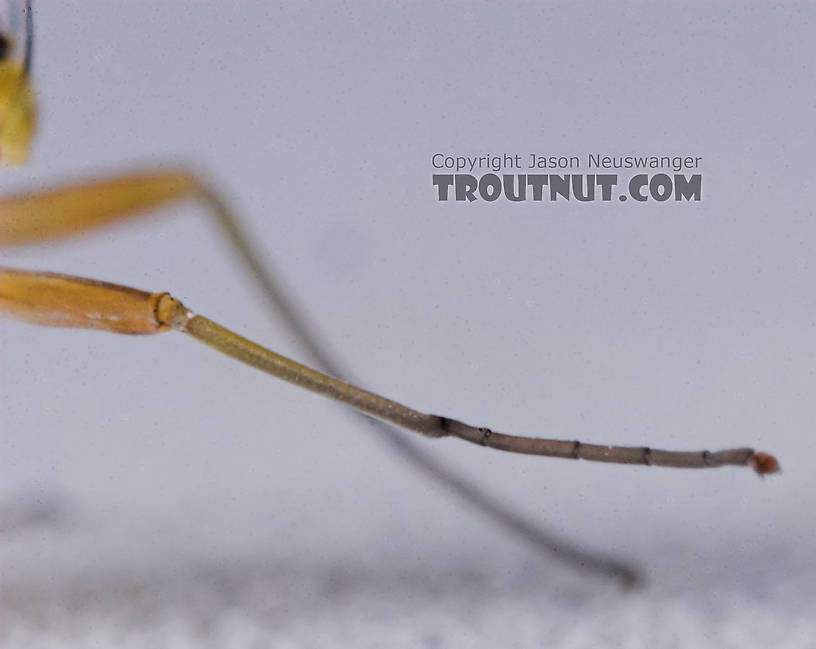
[0,1,779,588]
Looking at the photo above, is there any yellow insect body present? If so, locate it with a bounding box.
[0,58,36,164]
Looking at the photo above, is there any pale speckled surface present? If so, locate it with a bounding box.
[3,528,815,648]
[2,1,815,646]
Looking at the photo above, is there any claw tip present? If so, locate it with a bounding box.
[749,452,780,477]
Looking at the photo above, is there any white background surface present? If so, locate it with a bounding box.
[2,2,815,646]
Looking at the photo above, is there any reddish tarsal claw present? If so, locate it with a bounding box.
[749,452,780,477]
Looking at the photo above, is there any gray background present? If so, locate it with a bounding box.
[2,2,814,646]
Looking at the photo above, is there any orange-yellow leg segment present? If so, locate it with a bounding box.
[0,268,170,334]
[0,170,204,246]
[0,169,272,334]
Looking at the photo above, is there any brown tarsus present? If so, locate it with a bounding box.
[440,417,779,476]
[157,293,780,477]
